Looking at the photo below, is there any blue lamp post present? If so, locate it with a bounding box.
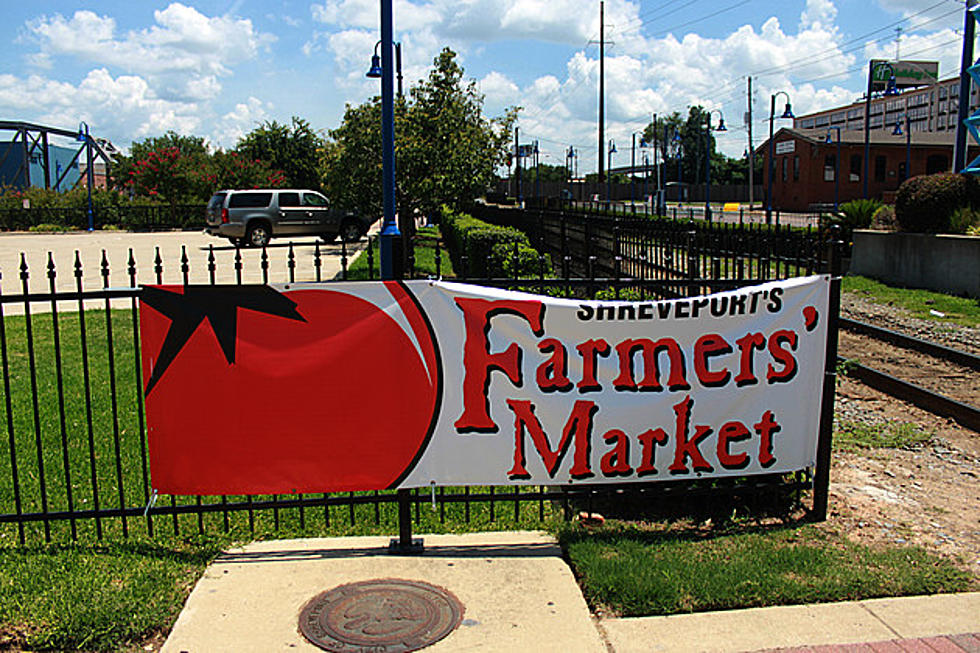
[766,92,794,225]
[672,128,682,204]
[704,110,726,222]
[824,127,841,212]
[862,61,899,198]
[366,3,401,280]
[607,139,616,203]
[892,114,911,182]
[76,122,94,231]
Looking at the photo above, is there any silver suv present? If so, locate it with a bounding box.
[205,189,373,247]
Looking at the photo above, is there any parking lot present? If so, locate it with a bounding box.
[0,229,370,314]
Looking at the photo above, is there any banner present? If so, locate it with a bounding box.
[139,276,830,495]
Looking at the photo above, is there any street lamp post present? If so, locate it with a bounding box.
[704,110,727,222]
[607,139,616,204]
[862,61,898,198]
[76,122,94,231]
[673,128,682,204]
[766,91,794,225]
[824,127,842,212]
[631,133,637,202]
[892,115,911,182]
[372,0,400,280]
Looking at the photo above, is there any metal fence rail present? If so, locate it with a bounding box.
[0,232,839,545]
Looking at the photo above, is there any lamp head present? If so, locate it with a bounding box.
[884,75,898,96]
[825,131,833,144]
[892,120,903,136]
[780,102,794,119]
[716,117,727,131]
[76,122,88,142]
[366,54,382,78]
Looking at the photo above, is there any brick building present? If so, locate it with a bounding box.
[758,127,979,212]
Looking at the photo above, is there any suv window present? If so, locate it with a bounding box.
[229,192,273,209]
[278,192,301,208]
[208,193,226,209]
[303,193,328,207]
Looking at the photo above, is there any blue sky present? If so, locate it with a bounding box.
[0,0,966,171]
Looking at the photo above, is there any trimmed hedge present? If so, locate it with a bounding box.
[440,206,550,278]
[895,173,979,234]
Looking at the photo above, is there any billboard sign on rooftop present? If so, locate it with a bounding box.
[870,59,939,91]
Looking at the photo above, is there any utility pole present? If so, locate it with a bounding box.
[954,0,977,172]
[598,0,605,198]
[747,77,754,209]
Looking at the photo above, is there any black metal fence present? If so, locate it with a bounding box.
[0,225,841,545]
[0,204,205,231]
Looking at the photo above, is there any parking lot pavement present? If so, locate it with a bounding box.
[0,230,369,314]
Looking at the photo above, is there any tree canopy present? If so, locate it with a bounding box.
[235,117,323,190]
[322,47,518,227]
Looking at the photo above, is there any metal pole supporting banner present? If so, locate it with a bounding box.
[812,226,842,521]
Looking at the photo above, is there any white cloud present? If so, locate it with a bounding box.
[3,4,278,150]
[212,97,270,148]
[0,69,203,146]
[27,5,273,78]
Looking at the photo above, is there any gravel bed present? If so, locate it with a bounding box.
[841,292,980,355]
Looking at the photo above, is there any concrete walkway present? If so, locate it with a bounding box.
[162,531,978,653]
[161,532,606,653]
[601,593,979,653]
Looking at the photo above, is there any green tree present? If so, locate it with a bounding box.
[642,109,754,187]
[320,98,386,218]
[207,151,287,191]
[520,162,568,183]
[111,131,209,194]
[321,47,518,232]
[236,117,323,190]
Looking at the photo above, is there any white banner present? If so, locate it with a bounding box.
[401,276,829,487]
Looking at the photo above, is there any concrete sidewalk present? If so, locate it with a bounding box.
[162,531,978,653]
[161,531,606,653]
[601,593,979,653]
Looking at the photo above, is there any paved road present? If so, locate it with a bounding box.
[0,230,370,314]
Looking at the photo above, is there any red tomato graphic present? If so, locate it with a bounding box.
[140,282,440,495]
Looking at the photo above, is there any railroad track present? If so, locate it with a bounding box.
[838,317,980,432]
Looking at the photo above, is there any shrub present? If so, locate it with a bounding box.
[870,205,897,231]
[949,206,980,235]
[440,206,549,278]
[836,198,881,230]
[894,173,978,233]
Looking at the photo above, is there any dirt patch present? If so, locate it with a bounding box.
[825,376,980,578]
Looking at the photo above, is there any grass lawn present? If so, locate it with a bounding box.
[843,275,980,328]
[557,521,971,617]
[344,226,455,280]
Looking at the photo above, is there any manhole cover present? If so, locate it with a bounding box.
[298,578,464,652]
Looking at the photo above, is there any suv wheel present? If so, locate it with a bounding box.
[246,222,271,247]
[339,220,363,243]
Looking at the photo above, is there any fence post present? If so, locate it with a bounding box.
[811,226,842,521]
[686,230,698,298]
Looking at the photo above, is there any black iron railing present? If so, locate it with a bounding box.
[0,229,841,545]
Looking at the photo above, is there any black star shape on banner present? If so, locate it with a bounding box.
[141,285,306,396]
